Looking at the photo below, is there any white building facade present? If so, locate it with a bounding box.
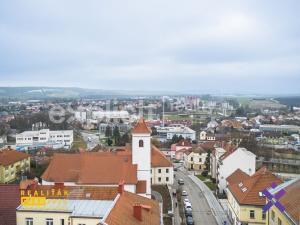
[16,129,73,150]
[156,124,196,141]
[217,148,256,194]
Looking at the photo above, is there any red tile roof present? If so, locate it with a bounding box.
[132,118,151,134]
[105,191,160,225]
[151,146,172,167]
[226,169,250,185]
[0,184,20,225]
[0,149,29,166]
[228,167,283,206]
[42,153,138,185]
[278,179,300,224]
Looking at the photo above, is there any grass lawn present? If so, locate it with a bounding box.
[196,175,217,191]
[71,133,87,151]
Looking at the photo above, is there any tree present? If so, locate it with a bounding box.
[120,132,130,146]
[205,149,211,171]
[105,125,112,137]
[107,138,113,146]
[151,138,161,148]
[112,126,121,145]
[151,127,158,136]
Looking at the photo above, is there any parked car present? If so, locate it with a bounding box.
[184,202,192,210]
[183,198,190,205]
[186,216,194,225]
[185,208,193,217]
[201,170,209,176]
[181,190,188,196]
[178,179,184,185]
[174,167,178,171]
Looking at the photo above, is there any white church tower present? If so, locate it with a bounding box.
[132,117,152,198]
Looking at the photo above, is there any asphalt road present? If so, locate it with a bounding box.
[80,131,100,150]
[175,169,218,225]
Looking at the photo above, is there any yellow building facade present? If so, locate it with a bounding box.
[0,150,30,183]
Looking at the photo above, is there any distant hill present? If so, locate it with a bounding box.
[0,87,180,100]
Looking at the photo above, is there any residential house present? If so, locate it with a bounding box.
[227,167,282,225]
[267,177,300,225]
[216,147,256,194]
[16,181,160,225]
[183,146,208,171]
[0,148,30,183]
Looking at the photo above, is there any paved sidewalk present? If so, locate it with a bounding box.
[189,175,231,225]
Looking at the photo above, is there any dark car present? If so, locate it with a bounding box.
[201,170,209,177]
[186,216,194,225]
[174,167,178,171]
[185,208,193,217]
[178,179,184,185]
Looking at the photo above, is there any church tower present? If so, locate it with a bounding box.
[132,117,152,198]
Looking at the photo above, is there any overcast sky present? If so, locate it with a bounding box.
[0,0,300,94]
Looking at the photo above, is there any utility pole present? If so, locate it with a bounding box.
[162,96,165,127]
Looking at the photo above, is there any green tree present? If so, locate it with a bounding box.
[107,138,113,146]
[112,126,121,145]
[205,149,211,171]
[105,125,112,137]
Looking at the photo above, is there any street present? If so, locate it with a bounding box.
[173,168,218,225]
[80,131,101,150]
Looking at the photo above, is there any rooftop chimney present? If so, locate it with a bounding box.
[118,180,125,194]
[133,204,151,221]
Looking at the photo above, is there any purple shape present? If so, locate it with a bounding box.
[263,201,273,213]
[271,183,277,189]
[274,201,285,212]
[274,189,285,200]
[263,189,273,200]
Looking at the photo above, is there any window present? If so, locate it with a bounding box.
[262,211,266,220]
[250,210,255,219]
[166,169,169,173]
[26,218,33,225]
[191,157,193,161]
[46,218,53,225]
[61,219,65,225]
[78,224,86,225]
[166,177,169,182]
[139,140,144,147]
[271,210,275,221]
[158,169,161,173]
[199,158,202,163]
[158,177,161,182]
[278,218,282,225]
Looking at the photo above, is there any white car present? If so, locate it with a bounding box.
[183,198,190,205]
[181,191,188,196]
[184,202,192,210]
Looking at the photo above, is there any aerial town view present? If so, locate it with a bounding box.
[0,1,300,225]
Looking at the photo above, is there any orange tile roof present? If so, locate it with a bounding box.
[136,180,147,194]
[132,118,152,134]
[228,167,283,206]
[42,153,138,185]
[21,184,119,200]
[151,145,172,167]
[0,149,29,166]
[105,191,160,225]
[274,179,300,224]
[226,169,250,185]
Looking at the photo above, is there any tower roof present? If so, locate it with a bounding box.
[132,118,151,134]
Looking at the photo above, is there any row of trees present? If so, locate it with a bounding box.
[105,125,130,146]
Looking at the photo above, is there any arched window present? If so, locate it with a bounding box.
[139,140,144,147]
